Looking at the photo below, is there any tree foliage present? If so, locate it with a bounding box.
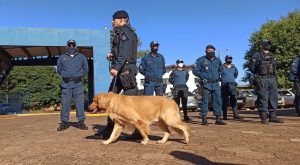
[243,10,300,88]
[1,66,61,110]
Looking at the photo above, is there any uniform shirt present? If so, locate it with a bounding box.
[139,53,166,79]
[111,24,138,72]
[169,69,189,86]
[221,64,238,83]
[192,55,222,90]
[57,53,88,88]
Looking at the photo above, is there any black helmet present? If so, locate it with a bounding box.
[150,41,159,47]
[225,55,232,60]
[260,39,271,50]
[67,39,77,47]
[206,44,215,50]
[176,59,184,64]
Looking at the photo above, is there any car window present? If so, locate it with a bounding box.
[278,90,292,96]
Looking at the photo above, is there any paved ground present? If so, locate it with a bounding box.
[0,109,300,165]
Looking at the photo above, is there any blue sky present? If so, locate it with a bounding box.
[0,0,299,83]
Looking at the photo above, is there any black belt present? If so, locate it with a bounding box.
[174,85,188,88]
[145,77,163,83]
[63,77,82,83]
[221,82,237,86]
[199,78,220,83]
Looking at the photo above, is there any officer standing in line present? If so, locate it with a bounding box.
[169,59,190,122]
[57,39,89,131]
[249,39,283,124]
[221,55,242,120]
[288,54,300,116]
[139,41,166,96]
[192,45,227,126]
[95,10,139,138]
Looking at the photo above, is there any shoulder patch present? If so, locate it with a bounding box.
[121,34,127,40]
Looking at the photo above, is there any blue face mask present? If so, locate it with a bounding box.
[67,47,77,55]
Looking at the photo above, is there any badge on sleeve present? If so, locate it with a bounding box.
[121,34,128,40]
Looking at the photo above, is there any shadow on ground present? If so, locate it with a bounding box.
[170,151,245,165]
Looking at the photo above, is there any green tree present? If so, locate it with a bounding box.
[1,66,61,110]
[243,10,300,88]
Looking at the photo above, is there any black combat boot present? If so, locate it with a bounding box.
[269,111,283,123]
[184,116,191,122]
[215,115,227,125]
[78,120,88,130]
[183,108,190,122]
[94,117,114,139]
[260,112,268,124]
[57,121,70,131]
[232,108,242,120]
[201,115,209,126]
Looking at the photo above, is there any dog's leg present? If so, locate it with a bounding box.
[157,118,170,144]
[101,122,123,145]
[168,122,191,144]
[134,120,150,145]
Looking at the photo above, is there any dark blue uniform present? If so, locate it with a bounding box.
[109,24,138,95]
[249,51,280,123]
[169,68,189,120]
[57,52,88,123]
[289,55,300,116]
[192,56,222,116]
[139,53,166,96]
[221,64,240,119]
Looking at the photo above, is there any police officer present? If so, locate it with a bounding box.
[169,59,190,121]
[288,54,300,116]
[139,41,166,96]
[95,10,139,138]
[221,55,242,120]
[249,39,283,123]
[192,45,226,126]
[57,39,89,131]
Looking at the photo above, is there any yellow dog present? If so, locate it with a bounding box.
[89,93,191,145]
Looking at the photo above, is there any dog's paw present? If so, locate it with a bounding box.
[140,140,149,145]
[185,139,190,144]
[101,140,111,145]
[157,140,167,144]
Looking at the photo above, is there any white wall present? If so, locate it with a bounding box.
[136,69,198,94]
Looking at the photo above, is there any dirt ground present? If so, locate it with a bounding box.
[0,109,299,165]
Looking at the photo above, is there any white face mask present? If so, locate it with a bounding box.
[178,63,184,68]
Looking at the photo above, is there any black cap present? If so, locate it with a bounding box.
[113,10,129,19]
[260,39,271,50]
[225,55,232,60]
[206,44,215,50]
[150,41,159,47]
[67,39,76,47]
[176,59,184,64]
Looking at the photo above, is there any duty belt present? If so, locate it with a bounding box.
[63,77,82,83]
[198,78,220,84]
[221,82,237,86]
[145,77,163,83]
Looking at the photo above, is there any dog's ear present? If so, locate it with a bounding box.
[96,93,111,109]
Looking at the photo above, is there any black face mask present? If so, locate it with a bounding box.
[206,52,215,59]
[225,60,232,64]
[151,48,158,54]
[67,47,77,55]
